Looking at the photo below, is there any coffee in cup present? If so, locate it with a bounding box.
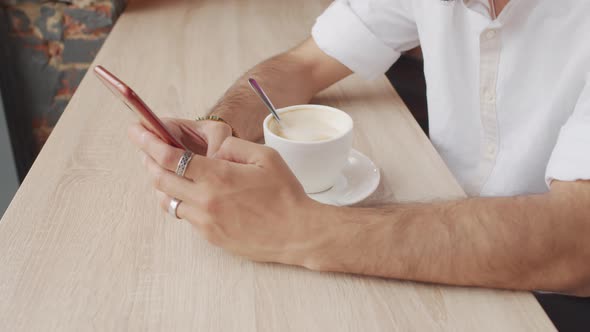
[263,105,353,193]
[268,108,343,142]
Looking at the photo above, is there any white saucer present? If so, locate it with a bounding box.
[308,149,380,206]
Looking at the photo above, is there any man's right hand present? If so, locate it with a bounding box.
[209,37,353,142]
[156,38,352,155]
[158,118,233,157]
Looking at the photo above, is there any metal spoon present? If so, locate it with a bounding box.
[248,78,282,124]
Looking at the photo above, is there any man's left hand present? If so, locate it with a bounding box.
[128,122,331,266]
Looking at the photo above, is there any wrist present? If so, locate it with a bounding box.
[196,115,239,138]
[210,106,265,142]
[296,202,352,272]
[298,204,402,276]
[200,118,232,133]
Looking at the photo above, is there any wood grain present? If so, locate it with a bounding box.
[0,0,555,331]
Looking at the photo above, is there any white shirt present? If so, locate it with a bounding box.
[311,0,590,196]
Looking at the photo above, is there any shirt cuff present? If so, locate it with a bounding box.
[311,1,401,80]
[545,122,590,186]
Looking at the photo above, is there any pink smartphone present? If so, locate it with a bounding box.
[93,65,185,149]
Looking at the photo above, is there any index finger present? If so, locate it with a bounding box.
[128,123,227,180]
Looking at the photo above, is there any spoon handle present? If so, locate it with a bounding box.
[248,78,282,123]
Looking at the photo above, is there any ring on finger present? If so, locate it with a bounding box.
[176,150,194,177]
[168,197,182,219]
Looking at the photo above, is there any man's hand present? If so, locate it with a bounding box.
[158,118,232,157]
[209,38,352,141]
[129,121,590,296]
[128,123,327,265]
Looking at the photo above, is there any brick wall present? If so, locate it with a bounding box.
[0,0,126,179]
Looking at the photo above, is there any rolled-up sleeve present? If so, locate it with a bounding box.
[546,73,590,185]
[311,0,419,80]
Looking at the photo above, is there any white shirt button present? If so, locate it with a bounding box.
[487,145,496,155]
[485,29,497,39]
[484,90,496,103]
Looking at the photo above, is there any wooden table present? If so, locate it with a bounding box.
[0,1,555,330]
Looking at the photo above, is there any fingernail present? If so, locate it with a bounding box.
[139,151,147,165]
[142,129,156,143]
[141,130,149,144]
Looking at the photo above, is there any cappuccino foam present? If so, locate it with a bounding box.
[269,108,342,142]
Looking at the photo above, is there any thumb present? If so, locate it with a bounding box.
[213,137,277,166]
[205,130,231,158]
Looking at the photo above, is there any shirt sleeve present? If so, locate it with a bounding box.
[311,0,419,80]
[545,72,590,186]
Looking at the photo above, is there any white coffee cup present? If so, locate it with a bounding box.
[263,104,353,194]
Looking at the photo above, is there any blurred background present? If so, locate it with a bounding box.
[0,0,127,213]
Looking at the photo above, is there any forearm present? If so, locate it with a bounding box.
[309,182,590,295]
[210,38,351,141]
[210,54,313,141]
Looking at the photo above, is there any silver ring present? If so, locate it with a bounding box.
[176,151,194,177]
[168,198,182,219]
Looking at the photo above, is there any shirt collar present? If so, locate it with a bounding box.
[463,0,492,18]
[462,0,524,24]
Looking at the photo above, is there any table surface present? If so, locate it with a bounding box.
[0,0,555,331]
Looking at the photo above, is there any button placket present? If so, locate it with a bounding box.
[476,27,502,194]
